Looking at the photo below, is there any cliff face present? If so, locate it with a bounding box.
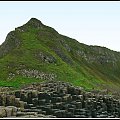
[0,18,120,95]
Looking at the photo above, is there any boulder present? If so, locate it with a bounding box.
[0,106,6,117]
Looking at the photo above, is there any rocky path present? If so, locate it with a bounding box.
[0,80,120,118]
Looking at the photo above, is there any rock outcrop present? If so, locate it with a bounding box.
[77,47,119,65]
[7,68,57,81]
[0,31,21,58]
[35,51,56,64]
[16,69,57,80]
[0,81,119,118]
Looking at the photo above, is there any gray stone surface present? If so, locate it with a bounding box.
[0,80,120,118]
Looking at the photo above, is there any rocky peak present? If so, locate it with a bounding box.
[26,18,44,29]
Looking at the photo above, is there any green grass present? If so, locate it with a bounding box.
[0,76,44,88]
[0,18,120,94]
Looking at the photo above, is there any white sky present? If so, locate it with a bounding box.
[0,1,120,52]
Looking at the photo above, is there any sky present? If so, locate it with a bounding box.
[0,1,120,52]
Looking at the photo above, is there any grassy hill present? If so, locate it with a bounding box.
[0,18,120,94]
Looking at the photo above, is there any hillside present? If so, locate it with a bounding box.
[0,18,120,95]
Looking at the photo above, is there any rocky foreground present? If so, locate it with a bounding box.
[0,80,120,118]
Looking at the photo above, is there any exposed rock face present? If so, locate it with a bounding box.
[52,47,73,65]
[7,68,57,81]
[77,46,119,66]
[59,39,71,52]
[0,81,119,118]
[16,69,57,80]
[26,18,44,29]
[0,31,21,58]
[35,51,56,64]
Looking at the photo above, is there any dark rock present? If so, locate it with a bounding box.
[0,107,6,117]
[0,81,120,118]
